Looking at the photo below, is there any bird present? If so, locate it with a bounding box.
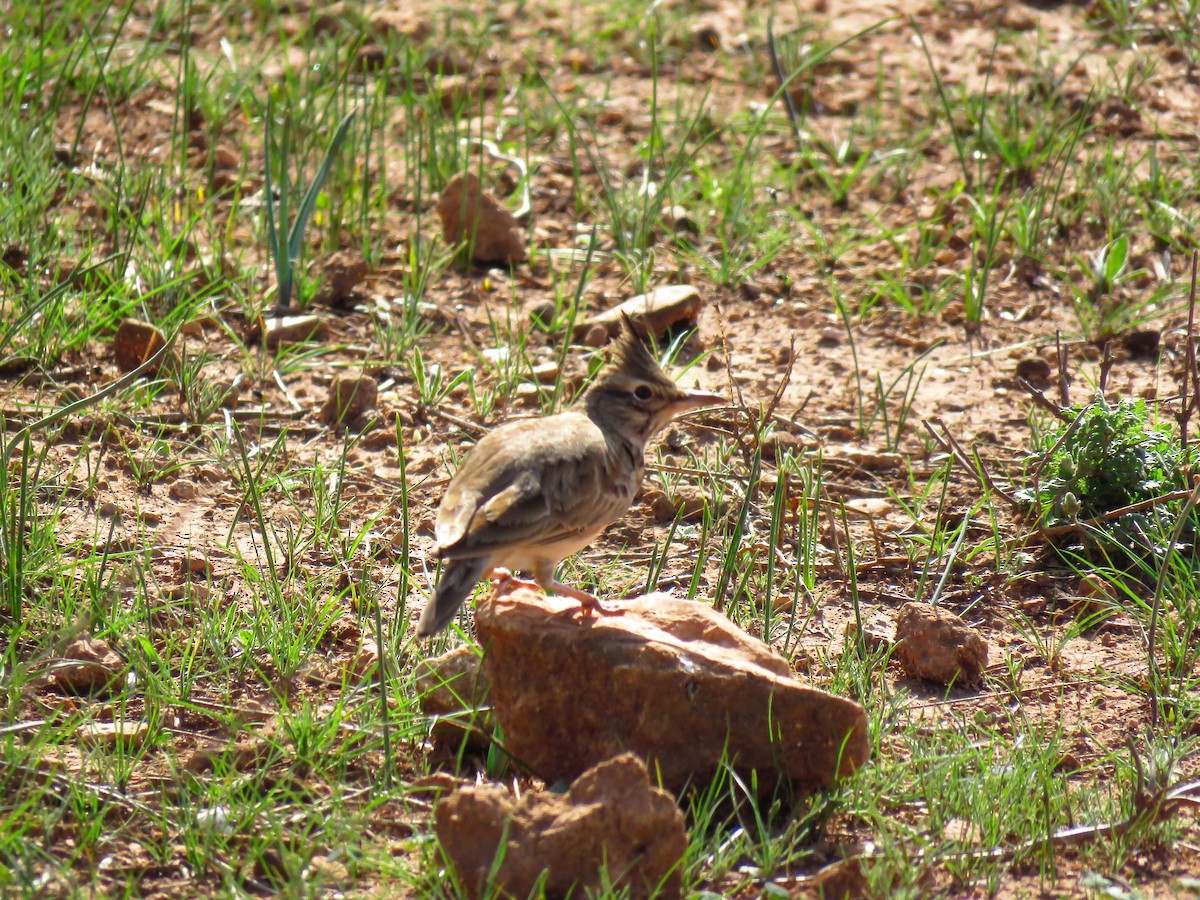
[416,314,723,636]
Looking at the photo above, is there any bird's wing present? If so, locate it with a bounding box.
[435,415,625,560]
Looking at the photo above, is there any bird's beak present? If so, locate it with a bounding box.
[669,389,725,415]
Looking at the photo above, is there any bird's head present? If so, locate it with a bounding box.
[584,314,723,444]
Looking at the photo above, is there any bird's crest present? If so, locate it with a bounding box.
[601,313,673,386]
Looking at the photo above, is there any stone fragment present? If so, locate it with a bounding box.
[169,479,198,501]
[664,204,699,236]
[182,550,214,579]
[367,9,431,42]
[51,633,124,693]
[638,486,709,524]
[435,753,687,900]
[260,314,325,348]
[76,720,149,749]
[1015,357,1052,386]
[113,319,168,373]
[347,636,380,680]
[416,644,493,747]
[894,603,988,686]
[1123,330,1160,358]
[826,446,902,472]
[319,375,378,426]
[1072,574,1118,619]
[185,736,271,774]
[530,361,559,383]
[318,250,368,307]
[574,285,702,342]
[475,586,868,792]
[640,488,679,524]
[437,172,526,266]
[846,613,894,653]
[761,430,807,461]
[580,323,609,348]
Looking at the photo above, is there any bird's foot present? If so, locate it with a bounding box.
[576,594,626,619]
[546,581,625,619]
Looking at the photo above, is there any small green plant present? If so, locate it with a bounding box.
[263,100,356,311]
[1025,397,1196,568]
[408,346,473,409]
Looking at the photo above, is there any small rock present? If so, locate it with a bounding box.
[182,551,214,579]
[368,9,431,42]
[640,487,709,523]
[347,636,380,680]
[195,806,234,834]
[113,319,168,373]
[260,314,324,348]
[409,772,471,801]
[573,285,702,343]
[1072,574,1118,619]
[481,347,510,366]
[894,603,988,686]
[842,497,892,517]
[580,323,609,348]
[211,144,239,169]
[690,23,721,50]
[673,486,708,521]
[664,205,699,236]
[50,633,124,693]
[169,479,198,501]
[1015,357,1052,387]
[424,48,471,75]
[318,250,368,307]
[846,613,894,653]
[818,327,842,345]
[475,586,868,792]
[640,488,678,524]
[434,753,687,900]
[525,300,558,327]
[76,720,149,750]
[1000,5,1036,30]
[319,375,379,426]
[836,447,901,472]
[530,361,560,384]
[1123,330,1160,358]
[416,645,493,747]
[57,384,85,405]
[761,431,805,461]
[437,172,526,266]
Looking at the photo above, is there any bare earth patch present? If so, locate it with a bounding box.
[2,0,1200,895]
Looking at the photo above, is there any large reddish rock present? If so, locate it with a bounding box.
[435,753,686,900]
[474,587,868,793]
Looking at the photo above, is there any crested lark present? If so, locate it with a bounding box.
[416,315,722,636]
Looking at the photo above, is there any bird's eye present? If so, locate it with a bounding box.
[633,385,653,401]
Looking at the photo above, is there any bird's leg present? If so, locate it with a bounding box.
[488,567,540,595]
[532,562,624,618]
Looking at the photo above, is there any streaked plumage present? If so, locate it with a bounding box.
[416,315,722,636]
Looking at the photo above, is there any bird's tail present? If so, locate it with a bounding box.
[416,556,491,637]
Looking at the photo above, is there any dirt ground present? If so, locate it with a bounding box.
[7,0,1200,895]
